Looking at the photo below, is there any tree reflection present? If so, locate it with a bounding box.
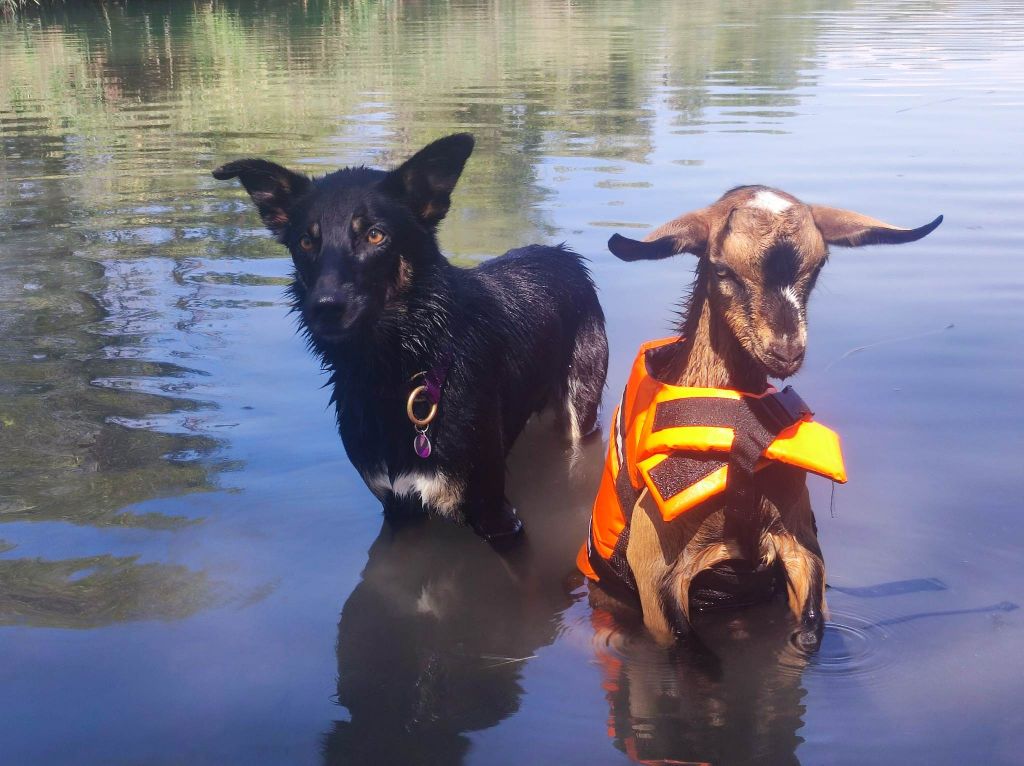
[0,553,217,628]
[0,128,228,531]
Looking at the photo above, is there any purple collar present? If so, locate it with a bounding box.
[420,349,452,405]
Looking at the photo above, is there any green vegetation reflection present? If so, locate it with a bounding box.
[1,0,855,630]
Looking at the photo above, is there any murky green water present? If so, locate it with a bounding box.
[1,1,1022,764]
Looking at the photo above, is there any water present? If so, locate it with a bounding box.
[1,1,1022,763]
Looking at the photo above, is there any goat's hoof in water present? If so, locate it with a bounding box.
[792,610,825,653]
[792,628,822,654]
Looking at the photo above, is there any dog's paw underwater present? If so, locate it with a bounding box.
[214,134,609,542]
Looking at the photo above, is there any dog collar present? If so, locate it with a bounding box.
[406,349,453,459]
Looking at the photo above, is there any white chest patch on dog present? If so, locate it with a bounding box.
[748,190,793,215]
[364,469,392,500]
[363,468,464,519]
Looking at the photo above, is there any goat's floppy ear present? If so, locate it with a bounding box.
[380,133,474,227]
[608,212,709,261]
[810,205,943,247]
[212,159,310,237]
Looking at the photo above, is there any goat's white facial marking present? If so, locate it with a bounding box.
[748,190,793,215]
[778,286,809,347]
[780,286,802,313]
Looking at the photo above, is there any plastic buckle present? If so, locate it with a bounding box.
[760,386,813,431]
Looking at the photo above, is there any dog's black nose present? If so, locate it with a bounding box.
[310,294,346,329]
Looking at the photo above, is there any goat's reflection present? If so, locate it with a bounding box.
[591,598,809,766]
[323,423,602,765]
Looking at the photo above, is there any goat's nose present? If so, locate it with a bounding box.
[310,293,345,327]
[767,338,805,367]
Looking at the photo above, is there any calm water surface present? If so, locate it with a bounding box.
[1,1,1022,764]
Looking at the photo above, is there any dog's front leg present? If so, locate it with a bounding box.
[462,414,523,543]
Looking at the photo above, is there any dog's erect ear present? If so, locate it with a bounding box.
[380,134,474,228]
[608,210,709,261]
[810,205,943,247]
[212,159,311,237]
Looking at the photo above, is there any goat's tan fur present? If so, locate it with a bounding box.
[606,185,941,647]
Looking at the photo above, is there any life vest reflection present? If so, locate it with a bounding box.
[590,600,809,766]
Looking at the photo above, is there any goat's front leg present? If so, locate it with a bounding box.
[766,487,827,652]
[625,491,677,644]
[627,492,730,644]
[768,530,825,651]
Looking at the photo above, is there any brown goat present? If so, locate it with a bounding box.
[596,185,941,651]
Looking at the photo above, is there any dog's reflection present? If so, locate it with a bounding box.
[591,599,808,766]
[323,424,602,765]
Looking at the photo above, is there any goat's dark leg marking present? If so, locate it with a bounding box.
[769,488,827,651]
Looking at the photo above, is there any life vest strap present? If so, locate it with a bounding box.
[725,387,812,512]
[651,386,812,434]
[644,386,813,515]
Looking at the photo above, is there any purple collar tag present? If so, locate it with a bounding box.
[413,431,432,459]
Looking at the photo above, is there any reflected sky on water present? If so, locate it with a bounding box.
[0,1,1022,764]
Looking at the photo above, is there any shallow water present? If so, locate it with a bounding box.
[1,1,1022,764]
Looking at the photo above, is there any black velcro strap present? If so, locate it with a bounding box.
[614,462,641,524]
[652,397,739,431]
[651,387,811,437]
[650,386,812,514]
[647,452,727,503]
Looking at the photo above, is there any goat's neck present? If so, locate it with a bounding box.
[673,281,769,393]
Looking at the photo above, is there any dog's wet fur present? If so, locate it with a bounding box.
[214,134,608,540]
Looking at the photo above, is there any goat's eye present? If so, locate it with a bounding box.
[298,234,316,253]
[714,264,735,281]
[366,227,386,246]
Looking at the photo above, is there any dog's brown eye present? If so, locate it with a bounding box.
[299,234,316,253]
[367,228,386,246]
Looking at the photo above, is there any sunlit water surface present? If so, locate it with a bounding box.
[1,2,1022,764]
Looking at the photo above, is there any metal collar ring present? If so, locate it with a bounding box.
[407,385,439,427]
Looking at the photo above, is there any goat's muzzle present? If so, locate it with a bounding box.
[764,339,806,379]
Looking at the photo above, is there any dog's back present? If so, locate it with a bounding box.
[473,245,606,444]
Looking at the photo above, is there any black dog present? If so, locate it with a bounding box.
[213,134,608,540]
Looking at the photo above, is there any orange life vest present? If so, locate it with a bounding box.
[577,337,846,592]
